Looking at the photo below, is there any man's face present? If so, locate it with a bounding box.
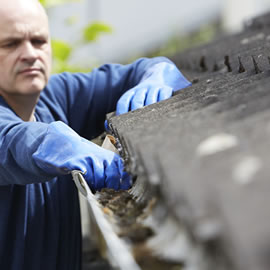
[0,4,51,98]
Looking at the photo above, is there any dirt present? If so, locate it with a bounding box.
[96,188,183,270]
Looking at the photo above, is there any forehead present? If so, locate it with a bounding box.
[0,4,49,39]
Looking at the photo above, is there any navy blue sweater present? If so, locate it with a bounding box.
[0,57,168,270]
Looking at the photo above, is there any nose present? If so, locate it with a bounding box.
[20,41,38,62]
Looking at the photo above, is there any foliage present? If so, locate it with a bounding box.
[40,0,80,8]
[39,0,112,73]
[147,23,220,59]
[51,40,91,73]
[51,40,72,62]
[83,22,112,42]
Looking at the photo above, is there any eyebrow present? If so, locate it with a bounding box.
[1,30,49,39]
[0,33,48,44]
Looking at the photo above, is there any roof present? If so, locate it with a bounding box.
[108,12,270,270]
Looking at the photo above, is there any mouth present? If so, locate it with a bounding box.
[18,68,43,76]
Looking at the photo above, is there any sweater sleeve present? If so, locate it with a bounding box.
[43,57,172,139]
[0,103,56,185]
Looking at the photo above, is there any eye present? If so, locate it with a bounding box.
[3,40,20,49]
[31,38,47,47]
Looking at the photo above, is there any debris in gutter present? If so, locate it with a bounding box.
[96,188,184,270]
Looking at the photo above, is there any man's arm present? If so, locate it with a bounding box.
[43,57,190,139]
[0,105,52,185]
[0,103,129,190]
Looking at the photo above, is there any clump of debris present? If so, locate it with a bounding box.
[96,188,184,270]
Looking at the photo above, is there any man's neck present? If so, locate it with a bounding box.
[1,93,39,121]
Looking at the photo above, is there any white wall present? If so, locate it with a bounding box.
[94,0,221,63]
[48,0,222,65]
[48,0,270,66]
[222,0,270,32]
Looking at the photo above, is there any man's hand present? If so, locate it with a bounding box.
[116,62,191,115]
[33,121,130,191]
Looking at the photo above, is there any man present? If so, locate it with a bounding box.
[0,0,191,269]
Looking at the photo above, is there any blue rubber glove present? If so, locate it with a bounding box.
[116,62,191,115]
[33,121,130,191]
